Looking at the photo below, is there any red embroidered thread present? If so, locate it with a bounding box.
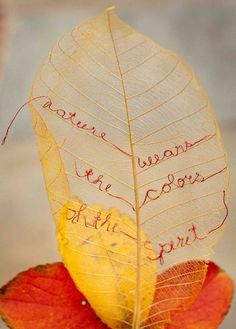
[66,203,119,233]
[145,224,206,264]
[66,203,137,240]
[207,190,228,234]
[144,190,228,264]
[74,161,135,211]
[42,99,132,158]
[1,95,132,159]
[1,96,50,145]
[141,166,227,208]
[137,134,214,170]
[65,191,228,265]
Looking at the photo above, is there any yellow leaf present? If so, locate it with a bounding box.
[29,6,230,329]
[57,198,156,328]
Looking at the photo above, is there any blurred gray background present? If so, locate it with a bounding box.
[0,0,235,328]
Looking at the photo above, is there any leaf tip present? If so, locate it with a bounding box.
[105,6,115,14]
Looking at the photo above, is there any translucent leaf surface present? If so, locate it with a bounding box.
[29,7,230,329]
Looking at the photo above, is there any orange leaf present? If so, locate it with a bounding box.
[165,262,234,329]
[145,260,207,328]
[0,263,108,329]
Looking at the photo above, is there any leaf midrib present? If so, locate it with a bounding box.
[107,9,142,329]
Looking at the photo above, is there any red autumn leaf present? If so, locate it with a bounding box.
[165,262,234,329]
[0,262,233,329]
[0,262,108,329]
